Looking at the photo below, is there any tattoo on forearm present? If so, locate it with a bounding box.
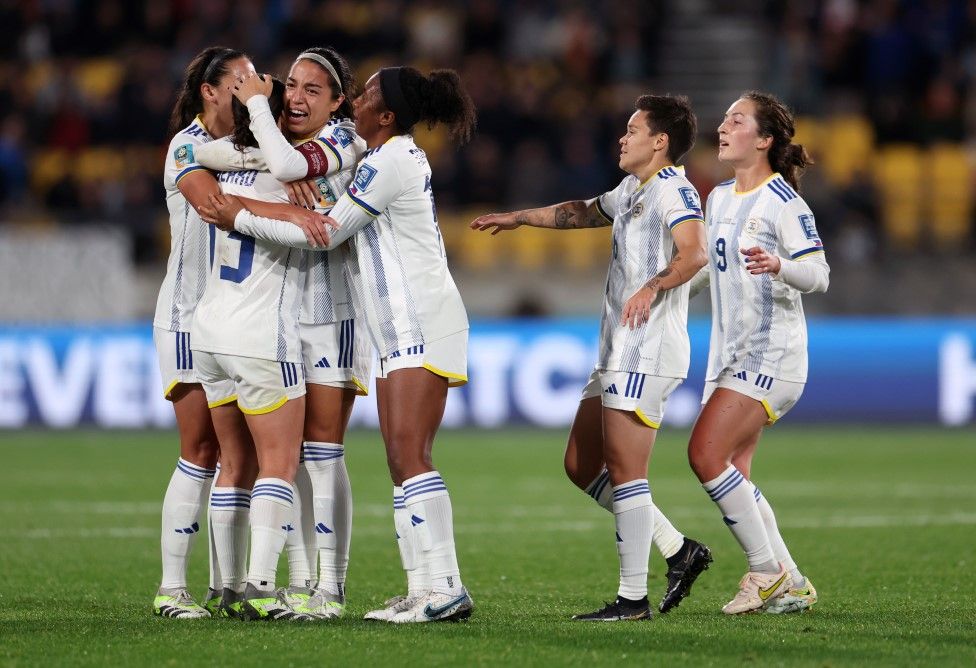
[552,201,608,229]
[515,212,530,226]
[643,255,685,290]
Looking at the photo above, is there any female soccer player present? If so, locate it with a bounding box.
[190,78,317,622]
[471,95,712,621]
[204,66,477,624]
[688,91,827,615]
[198,47,369,619]
[152,46,254,619]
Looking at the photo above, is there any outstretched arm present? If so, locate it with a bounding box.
[620,220,708,329]
[470,197,612,234]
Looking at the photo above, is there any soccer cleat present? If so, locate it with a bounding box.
[572,596,651,621]
[215,587,244,619]
[659,538,713,613]
[765,577,818,614]
[721,565,792,615]
[239,583,315,621]
[202,587,221,617]
[364,593,425,621]
[278,585,312,610]
[153,589,212,619]
[299,588,346,619]
[390,589,473,623]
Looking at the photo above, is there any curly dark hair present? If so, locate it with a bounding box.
[742,91,813,191]
[231,76,286,151]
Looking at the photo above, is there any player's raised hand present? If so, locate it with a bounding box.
[232,71,273,103]
[741,246,781,275]
[470,212,521,235]
[199,193,243,231]
[285,178,321,210]
[285,205,337,248]
[620,284,660,330]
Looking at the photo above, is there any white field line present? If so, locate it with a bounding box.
[5,512,976,540]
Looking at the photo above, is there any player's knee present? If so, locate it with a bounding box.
[687,440,713,481]
[217,455,258,488]
[181,432,219,469]
[385,443,431,482]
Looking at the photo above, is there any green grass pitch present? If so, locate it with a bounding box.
[1,426,974,666]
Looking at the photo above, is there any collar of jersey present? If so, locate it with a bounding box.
[732,172,779,195]
[193,114,212,136]
[635,164,681,193]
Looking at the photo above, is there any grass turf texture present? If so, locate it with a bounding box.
[1,427,974,667]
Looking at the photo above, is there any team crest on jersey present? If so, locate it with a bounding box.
[174,144,194,168]
[353,164,377,192]
[631,203,644,218]
[331,127,353,147]
[799,214,819,240]
[315,177,337,206]
[744,218,761,237]
[679,187,701,211]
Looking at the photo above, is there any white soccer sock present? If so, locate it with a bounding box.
[284,464,314,588]
[752,483,803,586]
[303,442,353,597]
[586,468,684,560]
[612,479,654,600]
[247,478,294,590]
[210,486,251,592]
[703,466,778,573]
[393,486,429,596]
[207,464,222,592]
[402,471,463,595]
[160,458,215,591]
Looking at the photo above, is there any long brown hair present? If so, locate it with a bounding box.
[743,91,812,191]
[168,46,247,136]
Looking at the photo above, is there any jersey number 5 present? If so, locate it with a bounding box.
[715,237,728,272]
[220,231,255,283]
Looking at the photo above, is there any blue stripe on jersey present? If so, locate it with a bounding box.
[668,213,704,229]
[320,138,343,170]
[347,191,381,216]
[175,165,205,184]
[791,246,824,260]
[717,178,735,186]
[595,198,613,222]
[768,178,796,202]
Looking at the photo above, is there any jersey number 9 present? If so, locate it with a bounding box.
[715,237,728,272]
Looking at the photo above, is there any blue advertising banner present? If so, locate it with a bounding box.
[1,319,974,428]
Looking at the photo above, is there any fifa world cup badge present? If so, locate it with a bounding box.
[174,144,194,169]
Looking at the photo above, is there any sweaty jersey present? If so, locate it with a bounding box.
[596,165,704,377]
[325,135,468,357]
[154,116,213,332]
[190,169,306,362]
[703,173,828,383]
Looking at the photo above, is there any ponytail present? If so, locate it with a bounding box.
[743,90,812,191]
[379,67,477,145]
[232,77,286,151]
[168,46,246,136]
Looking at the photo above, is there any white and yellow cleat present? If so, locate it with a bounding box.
[765,578,817,614]
[721,565,792,615]
[390,589,473,624]
[364,593,427,622]
[153,589,212,619]
[298,588,345,619]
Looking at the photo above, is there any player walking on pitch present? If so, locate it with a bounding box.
[471,95,713,620]
[688,91,826,614]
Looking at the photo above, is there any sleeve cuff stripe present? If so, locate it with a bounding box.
[175,166,205,183]
[669,214,705,229]
[320,139,342,170]
[791,247,825,259]
[347,191,380,216]
[595,199,613,222]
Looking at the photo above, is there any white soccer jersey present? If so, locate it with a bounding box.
[595,165,705,377]
[323,135,468,356]
[190,169,306,363]
[703,173,829,383]
[154,116,213,332]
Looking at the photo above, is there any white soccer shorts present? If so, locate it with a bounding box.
[301,319,372,395]
[377,330,468,387]
[194,350,306,415]
[581,367,682,428]
[702,368,805,425]
[152,327,232,400]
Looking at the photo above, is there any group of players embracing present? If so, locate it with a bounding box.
[152,43,828,625]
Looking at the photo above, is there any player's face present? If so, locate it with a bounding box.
[717,98,766,164]
[285,59,343,138]
[211,57,254,131]
[618,111,661,175]
[352,74,384,143]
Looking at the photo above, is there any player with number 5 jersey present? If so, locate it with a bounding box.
[688,91,829,616]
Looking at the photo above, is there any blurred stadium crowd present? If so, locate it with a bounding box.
[0,1,974,297]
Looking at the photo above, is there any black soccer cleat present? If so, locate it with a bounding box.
[659,537,713,613]
[572,596,651,622]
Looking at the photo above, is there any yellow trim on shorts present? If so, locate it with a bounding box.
[208,394,238,409]
[352,376,369,396]
[634,408,661,429]
[239,395,289,415]
[760,399,778,425]
[163,379,180,401]
[422,362,468,387]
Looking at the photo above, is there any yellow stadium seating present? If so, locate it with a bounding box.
[927,144,973,249]
[874,144,923,248]
[822,115,874,186]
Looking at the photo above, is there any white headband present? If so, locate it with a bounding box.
[296,52,343,96]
